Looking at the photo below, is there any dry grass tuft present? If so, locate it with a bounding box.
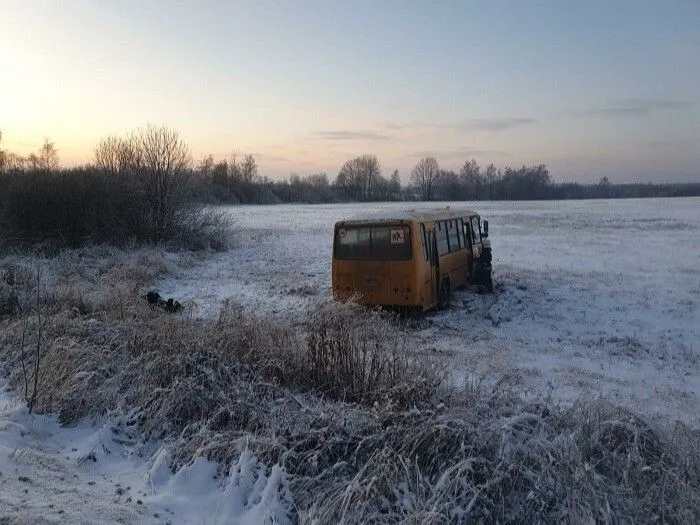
[302,300,444,407]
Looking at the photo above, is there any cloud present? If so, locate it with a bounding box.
[309,130,389,141]
[449,118,538,131]
[646,138,695,148]
[379,122,411,130]
[407,148,506,160]
[573,99,693,118]
[253,152,289,163]
[379,118,537,133]
[377,121,434,131]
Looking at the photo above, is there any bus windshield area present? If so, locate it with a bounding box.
[335,225,412,260]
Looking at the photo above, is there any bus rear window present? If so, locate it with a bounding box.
[335,226,411,260]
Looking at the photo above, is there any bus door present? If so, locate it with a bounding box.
[469,216,482,260]
[421,224,439,306]
[426,228,439,306]
[465,216,482,282]
[462,219,474,280]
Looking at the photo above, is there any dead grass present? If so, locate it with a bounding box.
[291,402,700,524]
[0,253,698,523]
[303,300,444,406]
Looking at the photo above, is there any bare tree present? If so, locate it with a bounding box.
[94,135,122,174]
[0,132,28,172]
[598,176,612,198]
[410,157,440,201]
[94,134,141,176]
[459,158,482,200]
[389,169,401,200]
[27,153,40,170]
[307,172,329,189]
[94,125,192,240]
[5,152,26,171]
[196,154,215,178]
[227,153,243,183]
[0,131,5,172]
[38,138,59,171]
[211,160,228,187]
[240,154,258,183]
[485,163,498,200]
[335,154,381,200]
[435,169,460,200]
[132,125,192,242]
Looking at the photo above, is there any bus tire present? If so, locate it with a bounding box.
[470,260,480,286]
[482,264,493,293]
[473,262,493,293]
[438,278,451,309]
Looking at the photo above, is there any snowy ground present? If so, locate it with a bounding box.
[156,198,700,425]
[1,197,698,523]
[0,384,292,524]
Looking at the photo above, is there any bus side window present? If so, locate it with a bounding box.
[421,224,428,260]
[456,219,463,249]
[447,219,460,253]
[436,221,449,255]
[463,220,471,248]
[471,217,480,244]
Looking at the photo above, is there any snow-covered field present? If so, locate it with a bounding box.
[1,197,698,523]
[158,198,700,424]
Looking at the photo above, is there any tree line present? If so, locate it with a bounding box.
[2,128,699,209]
[189,151,699,203]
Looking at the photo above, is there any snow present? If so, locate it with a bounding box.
[1,197,698,522]
[0,384,292,523]
[156,198,699,424]
[338,204,481,224]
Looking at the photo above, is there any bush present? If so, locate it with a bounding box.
[0,168,231,251]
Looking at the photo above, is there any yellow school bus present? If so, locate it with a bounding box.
[332,207,492,311]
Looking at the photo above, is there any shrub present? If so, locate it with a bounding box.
[0,168,230,251]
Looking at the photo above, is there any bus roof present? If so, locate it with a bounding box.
[336,206,480,226]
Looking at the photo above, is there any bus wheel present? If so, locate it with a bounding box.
[438,278,451,309]
[473,262,493,293]
[482,264,493,293]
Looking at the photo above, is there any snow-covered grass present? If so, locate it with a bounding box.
[2,355,698,523]
[0,197,699,523]
[156,198,700,424]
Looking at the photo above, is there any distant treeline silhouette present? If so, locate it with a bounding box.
[1,129,698,249]
[192,153,699,204]
[190,153,700,204]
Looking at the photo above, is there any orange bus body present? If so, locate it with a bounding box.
[332,207,489,311]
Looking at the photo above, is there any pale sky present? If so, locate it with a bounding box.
[1,0,699,183]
